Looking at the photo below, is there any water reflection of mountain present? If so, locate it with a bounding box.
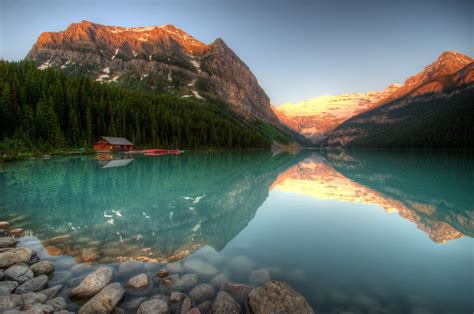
[273,150,473,243]
[324,150,474,243]
[0,152,303,263]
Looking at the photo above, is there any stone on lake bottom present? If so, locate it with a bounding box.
[157,268,169,278]
[128,273,150,290]
[209,273,230,289]
[39,285,63,300]
[14,274,49,294]
[0,281,19,295]
[189,283,215,304]
[45,297,68,311]
[197,300,212,313]
[122,296,147,311]
[0,237,16,248]
[209,291,241,314]
[248,280,315,314]
[70,266,114,299]
[0,222,9,229]
[222,282,255,304]
[183,259,218,279]
[5,265,34,284]
[165,262,184,274]
[0,248,33,268]
[9,228,24,237]
[0,294,24,312]
[79,282,125,314]
[30,260,55,276]
[170,291,186,304]
[21,292,48,305]
[180,297,194,314]
[159,274,185,294]
[180,273,198,290]
[137,298,170,314]
[249,268,271,285]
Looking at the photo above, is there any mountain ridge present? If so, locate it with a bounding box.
[26,20,279,124]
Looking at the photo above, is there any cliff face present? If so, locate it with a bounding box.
[274,84,401,142]
[326,52,474,148]
[26,20,278,123]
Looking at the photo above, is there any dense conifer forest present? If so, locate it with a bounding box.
[0,61,271,156]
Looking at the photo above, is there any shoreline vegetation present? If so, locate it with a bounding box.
[0,219,315,313]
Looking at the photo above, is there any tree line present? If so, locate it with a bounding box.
[0,61,269,153]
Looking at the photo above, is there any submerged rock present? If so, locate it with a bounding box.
[118,261,143,277]
[0,222,9,229]
[137,298,170,314]
[5,265,34,284]
[180,297,194,314]
[157,268,169,278]
[249,268,271,285]
[165,262,184,274]
[189,283,215,304]
[39,285,63,300]
[45,296,68,311]
[222,282,255,304]
[170,291,186,304]
[30,260,55,276]
[127,273,150,290]
[183,259,218,279]
[180,273,198,290]
[49,271,73,286]
[122,296,147,311]
[70,266,114,299]
[197,300,212,313]
[79,282,125,314]
[14,274,49,294]
[9,228,24,237]
[209,291,241,314]
[0,281,19,295]
[159,274,185,294]
[209,273,230,289]
[0,237,16,248]
[248,280,314,314]
[227,255,256,278]
[0,248,33,268]
[21,292,48,305]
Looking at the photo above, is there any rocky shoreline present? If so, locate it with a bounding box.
[0,220,314,313]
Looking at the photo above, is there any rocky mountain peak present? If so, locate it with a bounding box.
[27,21,280,126]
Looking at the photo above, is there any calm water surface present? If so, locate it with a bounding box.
[0,151,472,313]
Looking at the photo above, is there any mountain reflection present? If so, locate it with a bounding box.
[0,150,472,265]
[0,152,303,263]
[272,150,473,243]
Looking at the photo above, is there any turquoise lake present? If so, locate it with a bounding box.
[0,150,473,313]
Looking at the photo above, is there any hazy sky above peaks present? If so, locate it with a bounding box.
[0,0,472,105]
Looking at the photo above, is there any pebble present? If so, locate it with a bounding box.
[78,282,125,314]
[0,294,24,312]
[0,248,33,268]
[165,262,184,274]
[9,229,24,237]
[45,297,68,311]
[209,273,230,289]
[0,281,19,295]
[249,268,271,285]
[157,268,169,278]
[209,291,241,314]
[0,237,16,249]
[180,273,198,290]
[39,285,63,300]
[30,260,55,276]
[70,266,114,299]
[21,292,48,305]
[183,259,218,279]
[159,274,185,294]
[189,283,215,304]
[4,265,34,284]
[127,273,150,290]
[0,222,9,229]
[14,274,49,294]
[137,298,170,314]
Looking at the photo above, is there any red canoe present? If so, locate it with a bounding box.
[143,149,184,155]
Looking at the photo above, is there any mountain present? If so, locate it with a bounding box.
[274,83,401,142]
[26,20,279,124]
[325,51,474,148]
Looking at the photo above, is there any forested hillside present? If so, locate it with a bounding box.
[0,61,271,156]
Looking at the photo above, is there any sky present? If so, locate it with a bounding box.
[0,0,472,105]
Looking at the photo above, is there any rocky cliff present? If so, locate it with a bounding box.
[274,84,401,142]
[326,51,474,148]
[26,20,279,124]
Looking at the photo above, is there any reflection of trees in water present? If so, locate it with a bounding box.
[0,152,303,261]
[325,150,474,242]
